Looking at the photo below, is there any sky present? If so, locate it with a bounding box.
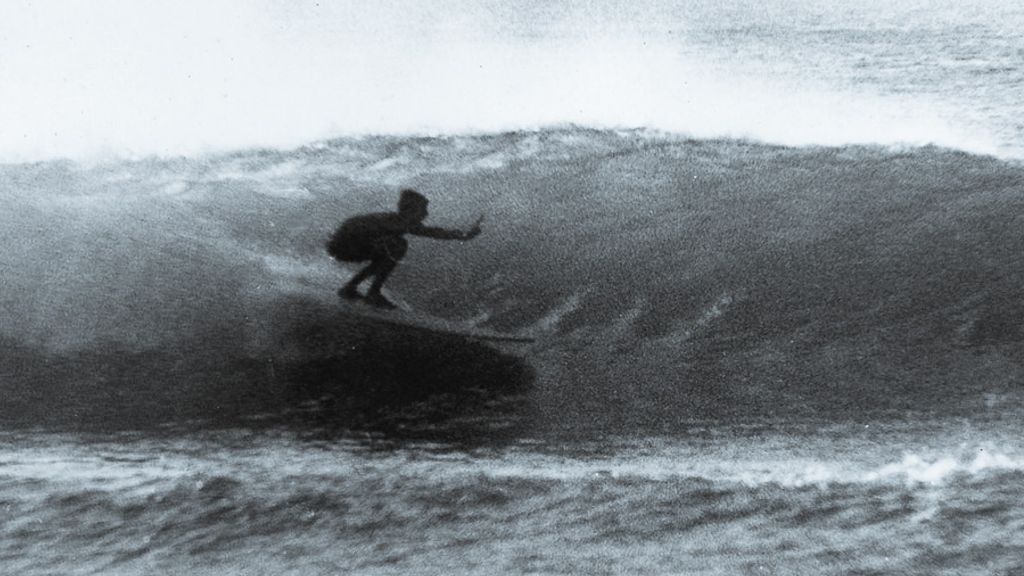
[3,0,661,160]
[1,0,1014,161]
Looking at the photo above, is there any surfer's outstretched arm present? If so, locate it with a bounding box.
[409,216,483,241]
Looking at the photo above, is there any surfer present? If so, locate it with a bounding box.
[327,189,482,309]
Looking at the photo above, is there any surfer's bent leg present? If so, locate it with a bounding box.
[344,237,404,309]
[331,238,372,300]
[366,237,407,294]
[335,236,406,307]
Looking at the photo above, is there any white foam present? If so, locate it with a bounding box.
[779,448,1024,488]
[2,1,1015,162]
[424,442,1024,490]
[867,454,961,486]
[530,292,585,333]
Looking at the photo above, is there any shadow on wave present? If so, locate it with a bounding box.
[0,296,535,441]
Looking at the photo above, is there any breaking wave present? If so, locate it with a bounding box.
[3,128,1023,433]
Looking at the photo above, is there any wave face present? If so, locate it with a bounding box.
[3,129,1024,433]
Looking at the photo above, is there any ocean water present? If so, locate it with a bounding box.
[4,2,1024,575]
[2,421,1024,575]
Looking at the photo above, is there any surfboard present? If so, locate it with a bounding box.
[338,298,536,344]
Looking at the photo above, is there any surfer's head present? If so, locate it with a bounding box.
[398,188,429,222]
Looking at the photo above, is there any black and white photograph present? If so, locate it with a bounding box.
[2,1,1023,574]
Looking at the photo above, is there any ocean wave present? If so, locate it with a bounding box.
[3,129,1024,433]
[3,442,1023,567]
[3,426,1024,574]
[6,446,1022,529]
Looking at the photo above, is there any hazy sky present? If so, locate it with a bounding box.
[4,0,658,160]
[2,0,1012,161]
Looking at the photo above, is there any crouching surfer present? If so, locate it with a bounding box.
[326,189,482,309]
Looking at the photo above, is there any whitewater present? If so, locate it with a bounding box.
[3,0,1024,161]
[4,2,1024,575]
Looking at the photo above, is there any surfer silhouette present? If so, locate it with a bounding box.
[327,189,482,309]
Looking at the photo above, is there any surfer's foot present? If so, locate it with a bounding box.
[338,286,361,301]
[364,292,397,310]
